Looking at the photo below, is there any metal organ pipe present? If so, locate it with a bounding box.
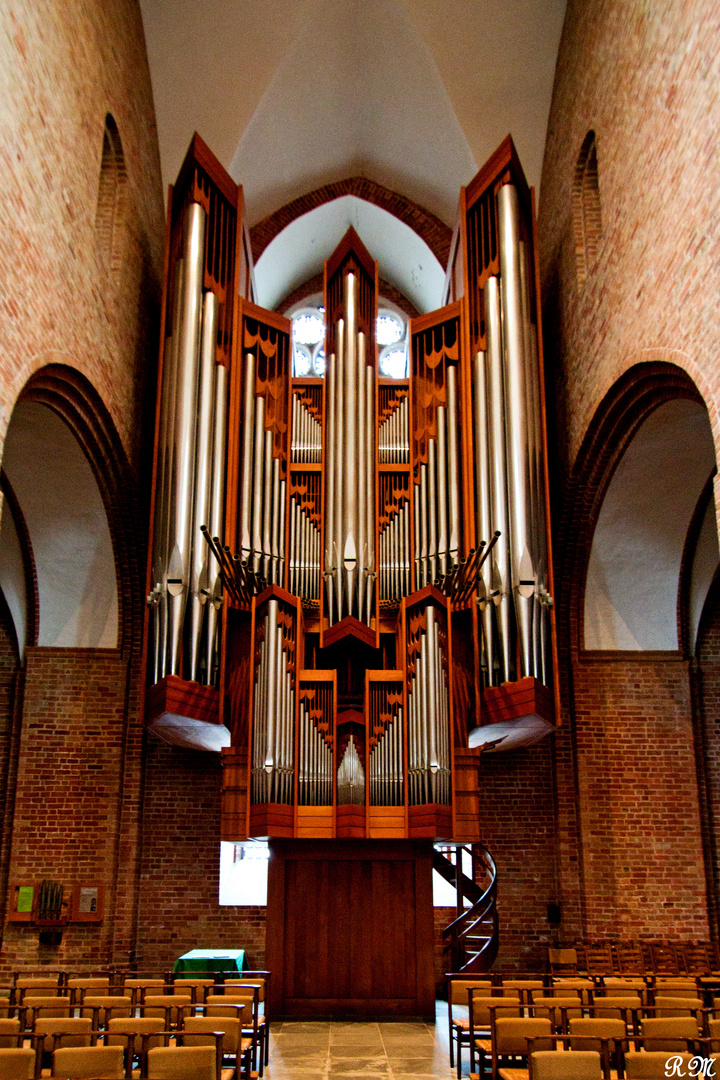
[324,276,375,625]
[498,183,534,679]
[166,202,206,677]
[485,274,513,684]
[188,290,218,683]
[446,364,461,567]
[205,361,227,684]
[473,350,495,685]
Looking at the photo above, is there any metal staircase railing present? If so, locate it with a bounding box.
[436,843,499,973]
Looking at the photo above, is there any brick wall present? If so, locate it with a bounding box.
[539,0,720,479]
[0,647,129,973]
[696,578,720,935]
[0,0,164,470]
[572,655,708,941]
[477,741,557,971]
[137,738,265,972]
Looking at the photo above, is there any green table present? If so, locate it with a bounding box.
[173,948,247,978]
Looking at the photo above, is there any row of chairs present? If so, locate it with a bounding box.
[0,1028,233,1079]
[550,941,720,976]
[0,972,270,1079]
[449,975,720,1078]
[468,1009,720,1079]
[500,1034,720,1080]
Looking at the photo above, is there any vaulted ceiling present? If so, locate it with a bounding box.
[139,0,567,310]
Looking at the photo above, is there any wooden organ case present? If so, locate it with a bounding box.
[143,135,558,1018]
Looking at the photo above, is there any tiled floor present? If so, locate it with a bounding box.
[266,1002,455,1078]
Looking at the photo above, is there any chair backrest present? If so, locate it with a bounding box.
[224,978,265,1003]
[183,1015,241,1054]
[640,1015,699,1052]
[625,1051,695,1078]
[530,997,582,1025]
[604,977,645,991]
[67,978,111,990]
[203,999,246,1022]
[469,995,521,1029]
[142,995,191,1024]
[35,1017,92,1054]
[651,996,703,1017]
[23,996,71,1020]
[80,995,132,1025]
[548,948,577,974]
[172,978,215,1001]
[0,1046,36,1079]
[52,1043,125,1078]
[591,995,640,1018]
[568,1016,626,1052]
[16,977,60,993]
[449,977,493,1006]
[494,1017,553,1057]
[147,1043,220,1079]
[0,1019,20,1049]
[106,1017,165,1055]
[532,988,580,1001]
[530,1049,602,1080]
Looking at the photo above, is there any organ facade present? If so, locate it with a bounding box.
[144,132,558,846]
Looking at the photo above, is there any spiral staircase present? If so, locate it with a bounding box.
[435,843,499,973]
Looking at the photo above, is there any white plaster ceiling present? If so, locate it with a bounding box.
[255,196,444,312]
[0,402,118,650]
[584,399,717,652]
[140,0,566,301]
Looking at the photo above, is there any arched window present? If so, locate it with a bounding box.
[572,130,602,288]
[289,299,408,378]
[95,114,127,272]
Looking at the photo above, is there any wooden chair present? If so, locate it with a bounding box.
[613,942,647,975]
[0,1046,38,1079]
[22,997,72,1025]
[468,993,522,1077]
[549,977,593,1004]
[649,942,680,975]
[500,980,544,1006]
[34,1016,93,1054]
[624,1050,696,1078]
[223,974,271,1072]
[0,1018,21,1048]
[122,977,165,1009]
[589,995,641,1021]
[67,977,111,1005]
[639,1015,700,1052]
[142,993,191,1027]
[145,1033,223,1080]
[183,1015,252,1080]
[528,1049,603,1080]
[207,986,263,1075]
[171,977,215,1004]
[446,975,494,1074]
[568,1017,626,1072]
[51,1043,125,1078]
[529,996,582,1028]
[680,943,712,975]
[583,943,614,977]
[80,994,132,1028]
[486,1016,553,1080]
[647,995,704,1017]
[548,948,577,976]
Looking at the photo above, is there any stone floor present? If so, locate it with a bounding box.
[265,1001,455,1078]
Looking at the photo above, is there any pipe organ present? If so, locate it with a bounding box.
[145,133,558,842]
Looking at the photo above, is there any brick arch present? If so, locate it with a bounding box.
[556,360,704,662]
[249,177,453,268]
[16,363,144,658]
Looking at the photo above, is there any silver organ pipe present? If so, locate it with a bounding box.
[445,364,461,567]
[150,201,233,687]
[324,273,376,624]
[188,290,218,682]
[336,735,365,805]
[498,183,535,679]
[473,350,495,686]
[298,679,334,806]
[368,681,404,806]
[205,361,227,683]
[407,603,451,805]
[251,598,295,804]
[166,202,205,677]
[485,274,513,684]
